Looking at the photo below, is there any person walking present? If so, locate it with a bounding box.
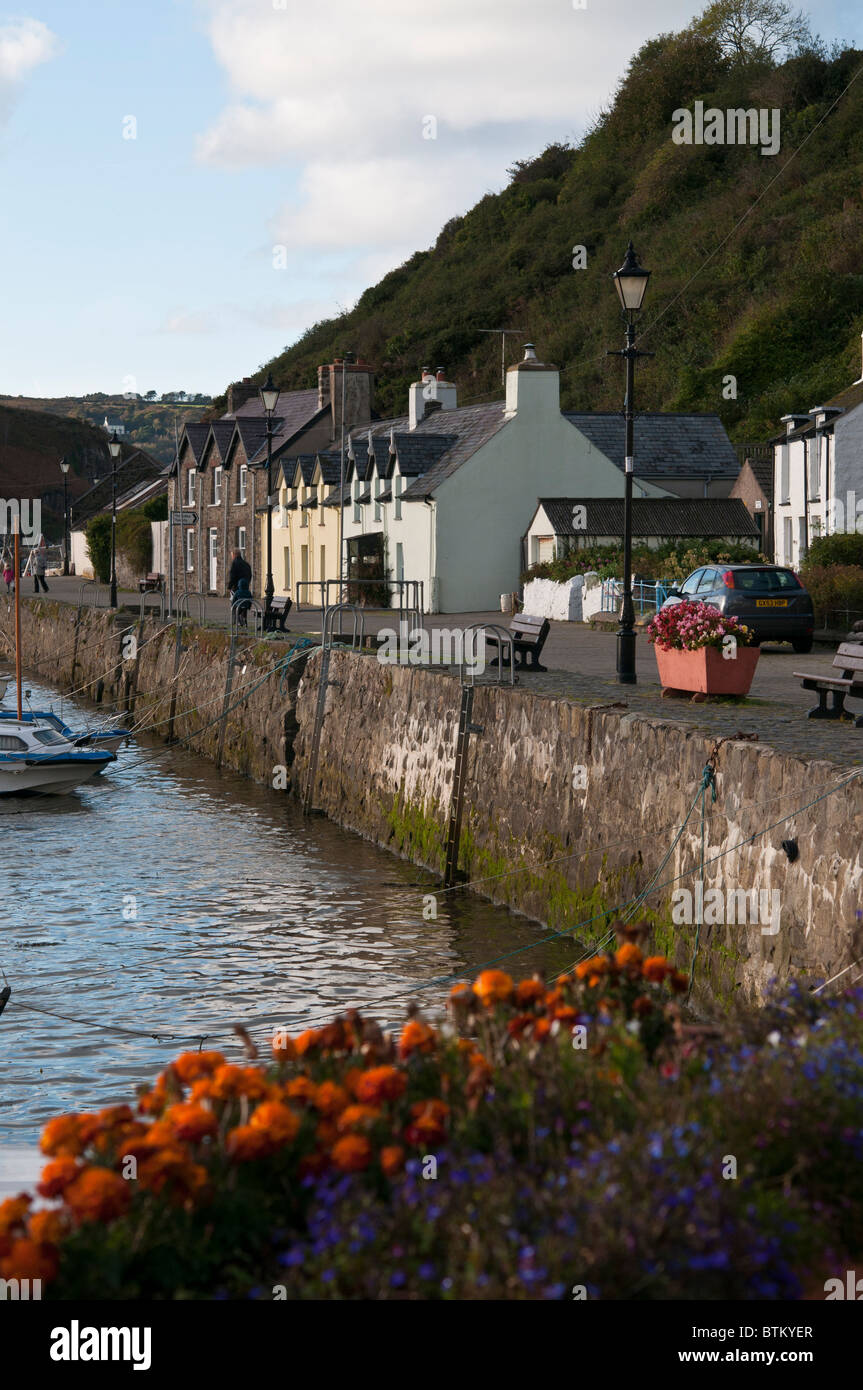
[227,548,252,598]
[2,559,13,594]
[32,548,49,593]
[231,575,252,628]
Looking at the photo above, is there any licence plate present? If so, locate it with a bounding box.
[755,599,788,607]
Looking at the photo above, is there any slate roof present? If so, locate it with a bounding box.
[825,380,863,413]
[563,412,739,480]
[242,390,326,463]
[233,417,285,463]
[745,456,774,500]
[349,401,509,499]
[204,421,237,465]
[391,433,458,478]
[535,497,760,539]
[71,452,168,527]
[181,422,210,465]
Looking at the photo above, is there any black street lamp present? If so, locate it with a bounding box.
[108,431,122,608]
[259,371,280,625]
[608,241,652,685]
[59,457,70,575]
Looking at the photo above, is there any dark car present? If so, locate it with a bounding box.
[662,564,815,653]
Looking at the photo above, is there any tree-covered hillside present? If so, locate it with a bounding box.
[228,9,863,442]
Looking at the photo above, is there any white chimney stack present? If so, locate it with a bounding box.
[504,343,560,418]
[409,366,457,429]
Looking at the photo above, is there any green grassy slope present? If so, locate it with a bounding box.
[232,35,863,441]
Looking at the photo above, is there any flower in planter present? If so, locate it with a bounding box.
[647,600,751,652]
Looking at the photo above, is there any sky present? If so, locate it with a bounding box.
[0,0,859,399]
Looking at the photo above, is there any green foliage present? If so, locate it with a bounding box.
[116,511,153,574]
[805,531,863,567]
[798,563,863,625]
[141,495,168,522]
[84,514,112,583]
[524,538,766,584]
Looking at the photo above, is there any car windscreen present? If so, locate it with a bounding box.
[733,568,801,593]
[32,729,70,745]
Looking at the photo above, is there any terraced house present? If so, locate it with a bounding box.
[171,361,374,596]
[268,345,740,613]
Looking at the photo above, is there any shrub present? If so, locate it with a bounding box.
[804,533,863,568]
[523,540,766,586]
[83,514,111,583]
[3,953,862,1300]
[799,563,863,627]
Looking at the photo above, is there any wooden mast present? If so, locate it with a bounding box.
[14,529,22,718]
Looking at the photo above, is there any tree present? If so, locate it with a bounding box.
[145,390,157,400]
[693,0,812,62]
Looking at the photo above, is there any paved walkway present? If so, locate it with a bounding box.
[25,578,863,768]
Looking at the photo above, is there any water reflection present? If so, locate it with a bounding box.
[0,679,571,1142]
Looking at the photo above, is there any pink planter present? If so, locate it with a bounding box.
[654,643,760,696]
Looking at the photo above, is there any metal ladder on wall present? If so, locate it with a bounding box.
[302,604,364,815]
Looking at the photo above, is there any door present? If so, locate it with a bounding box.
[209,529,218,591]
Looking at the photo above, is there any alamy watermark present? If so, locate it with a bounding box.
[672,882,780,936]
[377,622,486,673]
[672,101,780,157]
[0,498,41,543]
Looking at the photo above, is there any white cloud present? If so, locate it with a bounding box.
[0,18,58,126]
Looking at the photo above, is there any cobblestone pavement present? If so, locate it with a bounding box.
[32,579,863,768]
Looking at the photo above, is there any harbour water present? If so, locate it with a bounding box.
[0,678,572,1146]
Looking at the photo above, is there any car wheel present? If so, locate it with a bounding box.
[792,636,813,654]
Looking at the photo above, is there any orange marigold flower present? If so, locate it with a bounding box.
[163,1102,218,1145]
[137,1076,169,1116]
[380,1144,405,1177]
[293,1029,322,1056]
[316,1119,338,1147]
[515,979,545,1007]
[554,1006,579,1026]
[473,969,514,1007]
[575,955,611,981]
[532,1018,552,1041]
[172,1051,226,1084]
[64,1168,130,1225]
[507,1014,534,1038]
[282,1075,316,1105]
[0,1238,58,1284]
[354,1065,406,1106]
[226,1125,273,1162]
[670,969,689,995]
[0,1195,31,1235]
[331,1135,372,1173]
[270,1030,296,1063]
[405,1097,449,1144]
[615,943,643,968]
[642,956,670,983]
[336,1104,381,1133]
[399,1019,437,1058]
[210,1065,270,1102]
[40,1115,85,1158]
[37,1158,81,1199]
[249,1101,300,1146]
[313,1081,349,1117]
[449,982,473,1001]
[29,1210,66,1246]
[138,1147,208,1199]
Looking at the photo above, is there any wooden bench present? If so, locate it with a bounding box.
[138,572,163,593]
[485,613,550,672]
[265,594,293,633]
[795,641,863,725]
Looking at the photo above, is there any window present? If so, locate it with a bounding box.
[396,542,404,581]
[236,527,247,555]
[319,545,326,581]
[779,444,789,504]
[696,569,718,593]
[394,475,403,521]
[374,481,382,522]
[283,547,291,590]
[733,568,802,592]
[186,529,195,572]
[213,466,222,505]
[680,569,703,595]
[300,487,308,527]
[238,465,248,504]
[783,517,793,564]
[0,734,27,751]
[353,479,361,524]
[798,516,807,562]
[319,483,325,523]
[809,438,820,500]
[187,468,196,506]
[32,729,69,746]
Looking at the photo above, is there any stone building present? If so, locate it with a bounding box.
[171,362,374,597]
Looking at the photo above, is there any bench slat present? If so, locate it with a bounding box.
[795,673,854,689]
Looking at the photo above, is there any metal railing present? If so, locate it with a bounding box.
[323,577,425,632]
[600,578,670,615]
[175,590,206,625]
[459,622,516,686]
[231,596,265,638]
[322,602,365,652]
[139,589,166,622]
[77,580,108,610]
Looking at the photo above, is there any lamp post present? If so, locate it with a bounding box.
[608,241,652,685]
[59,457,70,575]
[259,371,280,625]
[108,431,122,608]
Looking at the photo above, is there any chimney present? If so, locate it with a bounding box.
[322,353,374,442]
[225,376,259,415]
[409,366,457,430]
[504,343,559,419]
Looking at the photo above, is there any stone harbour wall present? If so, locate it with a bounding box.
[5,599,863,1009]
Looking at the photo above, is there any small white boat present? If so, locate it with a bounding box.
[0,709,131,754]
[0,717,116,795]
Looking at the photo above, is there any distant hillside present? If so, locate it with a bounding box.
[0,394,211,466]
[0,405,117,541]
[224,29,863,442]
